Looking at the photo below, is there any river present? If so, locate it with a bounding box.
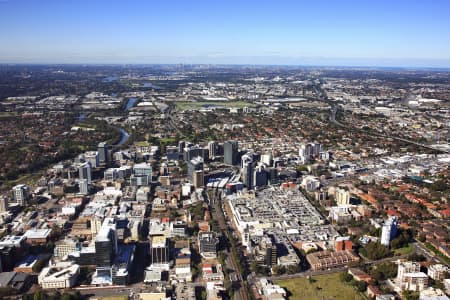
[115,128,130,147]
[125,97,138,111]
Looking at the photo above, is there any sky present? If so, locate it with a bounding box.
[1,0,450,67]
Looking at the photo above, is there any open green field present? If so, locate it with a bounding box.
[394,244,414,255]
[0,112,19,118]
[276,273,366,300]
[159,137,177,144]
[174,100,257,111]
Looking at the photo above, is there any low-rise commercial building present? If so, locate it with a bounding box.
[38,262,80,289]
[307,250,359,270]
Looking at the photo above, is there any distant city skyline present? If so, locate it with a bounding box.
[1,0,450,67]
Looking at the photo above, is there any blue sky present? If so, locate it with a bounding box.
[1,0,450,67]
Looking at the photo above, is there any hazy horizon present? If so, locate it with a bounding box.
[1,0,450,68]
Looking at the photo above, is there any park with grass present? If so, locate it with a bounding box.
[276,273,367,300]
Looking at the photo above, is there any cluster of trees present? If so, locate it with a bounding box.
[402,290,420,300]
[271,264,302,275]
[403,176,449,193]
[190,253,202,280]
[0,116,120,183]
[339,272,368,292]
[408,253,426,262]
[22,291,83,300]
[189,203,205,221]
[0,287,19,298]
[250,262,271,276]
[31,258,47,273]
[360,242,392,260]
[390,228,414,250]
[359,228,414,260]
[428,179,449,193]
[369,262,398,282]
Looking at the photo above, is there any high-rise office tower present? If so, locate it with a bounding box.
[150,236,169,265]
[253,164,268,187]
[241,154,253,169]
[0,196,9,212]
[79,179,89,195]
[183,145,208,162]
[198,232,218,258]
[178,140,186,154]
[241,154,254,188]
[97,142,109,165]
[243,162,253,188]
[12,184,30,206]
[188,157,204,182]
[208,141,218,160]
[133,162,152,177]
[260,153,273,166]
[98,142,108,165]
[84,151,99,168]
[224,141,238,165]
[78,162,92,184]
[335,188,351,206]
[95,219,117,268]
[193,170,204,189]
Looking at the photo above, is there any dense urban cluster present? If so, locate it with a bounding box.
[0,65,449,300]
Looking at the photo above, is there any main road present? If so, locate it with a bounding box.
[208,189,248,300]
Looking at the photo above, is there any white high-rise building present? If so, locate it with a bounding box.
[78,162,92,184]
[335,188,351,206]
[241,154,253,169]
[84,151,99,168]
[12,184,30,206]
[133,162,152,177]
[79,179,89,195]
[299,143,322,163]
[260,153,273,166]
[381,216,398,246]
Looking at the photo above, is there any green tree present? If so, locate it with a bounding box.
[33,291,47,300]
[271,265,285,275]
[355,281,368,292]
[286,264,301,274]
[402,290,420,300]
[362,242,392,260]
[340,272,353,282]
[370,262,397,280]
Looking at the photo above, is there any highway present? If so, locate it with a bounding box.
[312,84,447,154]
